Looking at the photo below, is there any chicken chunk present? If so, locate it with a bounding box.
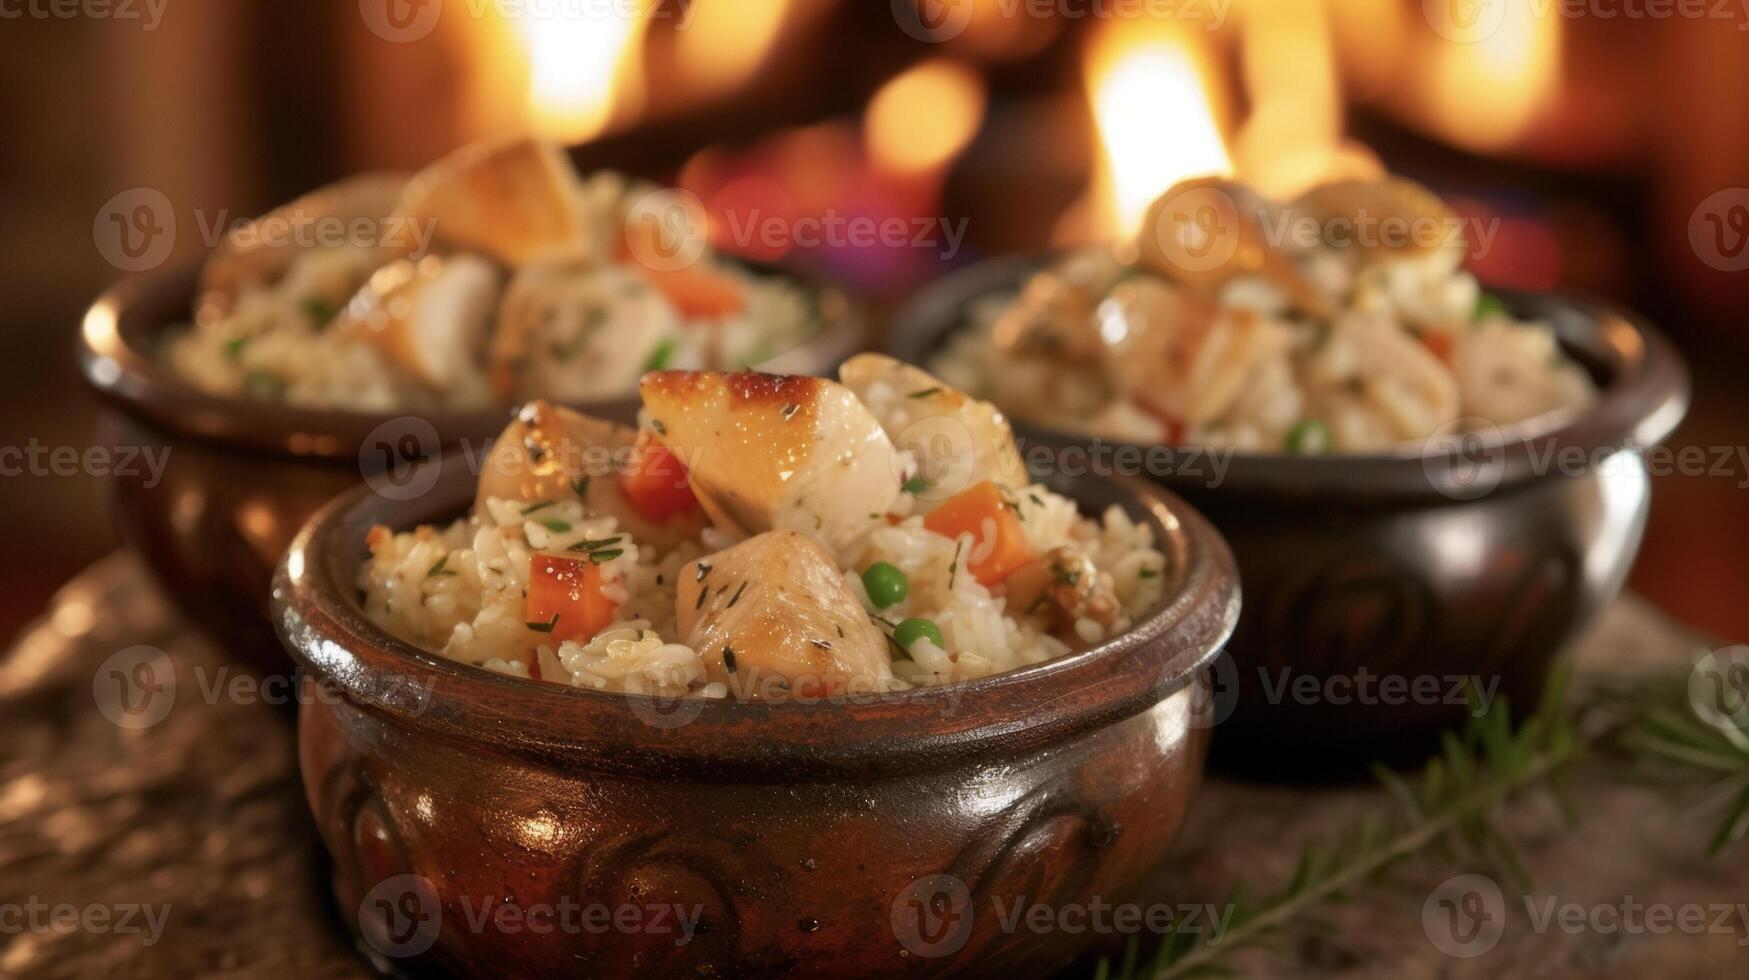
[489,264,681,403]
[332,253,501,395]
[676,530,892,698]
[639,371,901,560]
[838,353,1028,495]
[196,171,405,327]
[474,401,707,551]
[390,137,591,266]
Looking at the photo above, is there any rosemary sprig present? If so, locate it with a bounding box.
[1104,671,1578,980]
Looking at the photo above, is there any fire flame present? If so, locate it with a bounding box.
[865,59,988,176]
[675,0,796,92]
[1422,1,1562,150]
[1082,21,1231,240]
[513,1,652,142]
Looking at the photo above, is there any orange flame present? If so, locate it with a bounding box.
[1080,20,1232,240]
[1420,1,1563,150]
[865,59,988,176]
[512,0,653,142]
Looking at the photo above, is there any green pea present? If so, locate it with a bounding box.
[861,562,909,609]
[1285,420,1332,455]
[894,617,943,651]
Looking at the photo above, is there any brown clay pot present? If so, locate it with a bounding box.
[271,458,1239,978]
[77,265,864,672]
[889,255,1690,775]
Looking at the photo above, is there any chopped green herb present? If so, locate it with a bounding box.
[1028,493,1044,508]
[948,541,964,591]
[651,419,666,436]
[520,500,556,515]
[902,475,929,495]
[1137,567,1160,579]
[695,561,712,582]
[1473,292,1507,322]
[537,518,572,533]
[300,297,334,327]
[644,337,679,372]
[570,476,590,498]
[427,555,454,576]
[566,536,623,553]
[527,614,560,634]
[587,549,624,565]
[908,387,943,399]
[726,580,749,608]
[223,336,249,361]
[721,645,738,674]
[1285,420,1333,455]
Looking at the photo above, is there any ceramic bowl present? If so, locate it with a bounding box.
[271,457,1238,978]
[77,265,864,670]
[889,254,1690,774]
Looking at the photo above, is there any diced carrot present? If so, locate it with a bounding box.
[622,220,745,319]
[620,440,702,523]
[923,481,1036,587]
[1421,330,1456,364]
[526,556,619,644]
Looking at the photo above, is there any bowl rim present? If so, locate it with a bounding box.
[271,458,1240,779]
[77,262,868,461]
[888,253,1692,500]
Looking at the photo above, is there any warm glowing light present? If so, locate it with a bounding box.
[513,1,652,142]
[1422,2,1562,151]
[675,0,794,92]
[1084,22,1231,239]
[1232,0,1345,199]
[865,59,988,176]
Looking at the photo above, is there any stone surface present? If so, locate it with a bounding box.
[0,554,1740,978]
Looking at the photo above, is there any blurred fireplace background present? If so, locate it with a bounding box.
[0,0,1745,643]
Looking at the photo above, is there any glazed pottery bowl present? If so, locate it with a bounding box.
[77,264,863,670]
[890,254,1690,775]
[271,456,1238,978]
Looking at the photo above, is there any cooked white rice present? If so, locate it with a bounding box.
[933,236,1596,455]
[165,172,820,412]
[360,485,1168,696]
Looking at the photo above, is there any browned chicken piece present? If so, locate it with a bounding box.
[1136,177,1333,320]
[331,254,502,393]
[639,371,901,561]
[196,171,406,327]
[1098,274,1297,428]
[1292,177,1464,267]
[676,530,893,699]
[389,137,592,267]
[1004,546,1121,637]
[837,353,1028,492]
[473,400,707,550]
[990,266,1106,361]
